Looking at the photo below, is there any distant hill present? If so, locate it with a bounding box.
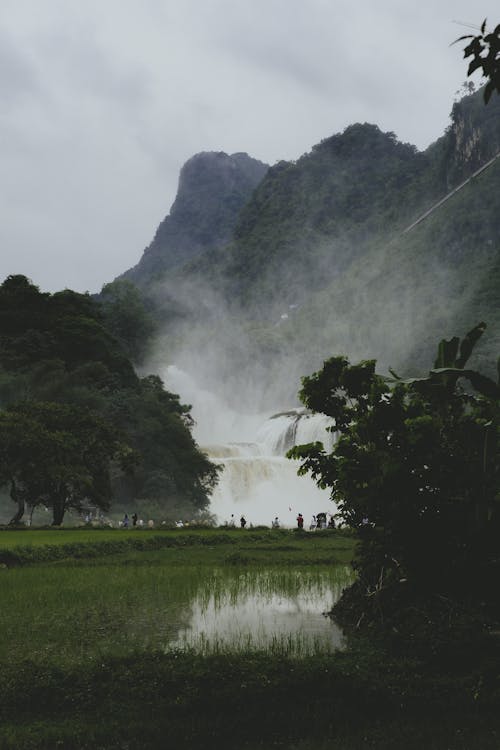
[118,151,268,288]
[114,89,500,411]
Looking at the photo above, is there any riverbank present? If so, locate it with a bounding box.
[0,528,498,749]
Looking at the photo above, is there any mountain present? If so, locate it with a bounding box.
[115,89,500,411]
[119,151,268,288]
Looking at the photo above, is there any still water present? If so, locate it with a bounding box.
[0,561,354,664]
[166,566,353,656]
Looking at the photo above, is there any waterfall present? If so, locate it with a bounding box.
[255,409,336,455]
[163,367,336,527]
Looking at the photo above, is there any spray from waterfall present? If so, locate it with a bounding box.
[164,366,336,527]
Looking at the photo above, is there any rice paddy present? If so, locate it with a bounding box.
[2,527,496,749]
[0,553,354,665]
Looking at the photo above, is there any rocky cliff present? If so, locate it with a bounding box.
[119,151,268,289]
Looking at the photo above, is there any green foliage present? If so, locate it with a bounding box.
[109,374,219,514]
[0,276,219,524]
[0,401,134,525]
[99,279,156,362]
[289,324,500,648]
[0,275,136,396]
[0,533,498,749]
[146,96,500,413]
[217,124,431,313]
[0,526,355,567]
[457,19,500,103]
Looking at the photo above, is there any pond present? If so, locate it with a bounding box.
[167,566,353,656]
[0,560,354,664]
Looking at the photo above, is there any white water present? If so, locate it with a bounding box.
[164,366,336,527]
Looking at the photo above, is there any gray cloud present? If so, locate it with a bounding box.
[0,29,40,105]
[0,0,498,293]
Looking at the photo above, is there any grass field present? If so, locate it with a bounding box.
[0,527,499,749]
[0,525,356,564]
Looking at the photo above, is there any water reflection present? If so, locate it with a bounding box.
[167,566,353,656]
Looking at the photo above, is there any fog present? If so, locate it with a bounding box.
[145,221,463,417]
[138,106,499,524]
[163,366,336,528]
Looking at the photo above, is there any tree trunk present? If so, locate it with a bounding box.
[52,496,66,526]
[8,481,25,525]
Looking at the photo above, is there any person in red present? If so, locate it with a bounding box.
[296,513,304,529]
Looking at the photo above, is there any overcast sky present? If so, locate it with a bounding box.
[1,0,498,294]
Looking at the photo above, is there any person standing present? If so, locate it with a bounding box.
[240,515,247,528]
[123,513,129,528]
[296,513,304,529]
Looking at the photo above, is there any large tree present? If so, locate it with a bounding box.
[107,374,219,517]
[0,401,135,526]
[0,275,220,522]
[289,324,500,649]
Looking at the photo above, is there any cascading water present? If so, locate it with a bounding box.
[164,366,336,527]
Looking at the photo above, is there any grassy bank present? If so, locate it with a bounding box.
[0,528,498,749]
[0,526,356,566]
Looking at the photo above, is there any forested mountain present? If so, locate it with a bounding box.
[119,151,268,288]
[0,275,217,525]
[115,88,500,412]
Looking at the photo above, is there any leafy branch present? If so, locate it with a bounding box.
[455,19,500,103]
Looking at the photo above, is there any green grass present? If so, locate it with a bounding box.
[0,556,353,666]
[1,647,499,749]
[0,528,498,749]
[0,528,355,669]
[0,526,356,566]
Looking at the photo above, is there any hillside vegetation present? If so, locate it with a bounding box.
[0,275,217,525]
[118,89,500,411]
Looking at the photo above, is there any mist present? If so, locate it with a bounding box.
[135,98,500,524]
[162,365,336,528]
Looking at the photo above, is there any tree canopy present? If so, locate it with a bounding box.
[289,324,500,650]
[0,401,135,525]
[99,279,156,363]
[0,275,218,525]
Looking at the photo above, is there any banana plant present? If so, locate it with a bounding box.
[388,322,500,398]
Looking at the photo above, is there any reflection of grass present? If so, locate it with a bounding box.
[0,559,353,667]
[0,529,499,748]
[171,630,338,658]
[0,528,356,670]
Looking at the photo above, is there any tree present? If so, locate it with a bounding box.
[456,19,500,103]
[288,324,500,648]
[0,401,136,526]
[108,375,219,517]
[0,275,217,522]
[99,280,155,363]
